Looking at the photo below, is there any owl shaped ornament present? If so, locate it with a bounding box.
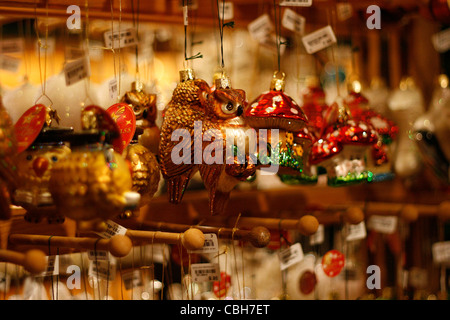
[12,104,72,223]
[121,81,160,155]
[0,97,18,220]
[107,102,161,219]
[49,105,140,231]
[159,69,254,215]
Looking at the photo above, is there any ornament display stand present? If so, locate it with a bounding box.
[121,220,271,248]
[0,248,47,274]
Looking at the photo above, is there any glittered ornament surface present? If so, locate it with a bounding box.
[245,90,307,132]
[107,103,136,154]
[14,104,47,154]
[159,72,251,215]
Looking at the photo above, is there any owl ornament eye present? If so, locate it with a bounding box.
[221,102,237,115]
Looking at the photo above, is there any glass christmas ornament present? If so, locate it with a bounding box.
[310,97,378,186]
[159,69,253,215]
[12,104,71,223]
[413,74,450,184]
[120,81,160,155]
[49,106,140,231]
[107,103,160,218]
[345,80,399,182]
[244,71,310,181]
[388,77,425,178]
[0,97,18,220]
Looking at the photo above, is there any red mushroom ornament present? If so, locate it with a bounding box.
[345,81,398,182]
[244,71,310,177]
[310,97,378,186]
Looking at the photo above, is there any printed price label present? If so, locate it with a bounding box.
[336,2,353,21]
[39,255,60,277]
[432,28,450,53]
[279,243,304,270]
[89,260,116,281]
[432,241,450,264]
[88,250,110,261]
[309,224,324,245]
[64,56,91,86]
[280,0,312,7]
[95,219,127,239]
[248,14,274,43]
[282,8,305,34]
[121,270,143,290]
[104,28,138,49]
[346,221,367,241]
[65,46,86,61]
[109,78,118,100]
[367,215,397,234]
[0,272,11,293]
[1,38,24,53]
[0,55,20,73]
[219,2,234,20]
[191,263,220,282]
[190,233,218,254]
[302,25,337,54]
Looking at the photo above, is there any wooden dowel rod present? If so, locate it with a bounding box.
[0,249,47,274]
[8,234,132,258]
[230,215,320,236]
[125,221,271,248]
[125,228,205,251]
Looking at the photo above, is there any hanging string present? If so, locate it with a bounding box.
[215,0,234,70]
[327,8,341,98]
[83,0,94,106]
[34,2,53,106]
[273,0,282,72]
[183,0,202,65]
[231,214,241,299]
[118,0,123,98]
[131,0,140,80]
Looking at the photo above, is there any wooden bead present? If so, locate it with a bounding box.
[438,201,450,221]
[343,206,365,225]
[108,234,132,258]
[400,204,419,222]
[298,215,319,236]
[247,226,271,248]
[182,228,205,251]
[22,249,47,274]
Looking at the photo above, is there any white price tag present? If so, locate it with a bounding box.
[432,241,450,264]
[279,243,304,270]
[89,260,116,281]
[282,8,305,34]
[190,233,218,254]
[39,255,60,277]
[0,55,20,73]
[219,2,234,20]
[183,6,189,26]
[88,250,110,261]
[191,263,220,282]
[367,215,398,234]
[64,46,86,61]
[109,78,118,100]
[1,38,24,54]
[280,0,312,7]
[302,25,337,54]
[310,224,324,245]
[336,3,353,21]
[432,28,450,53]
[64,56,91,86]
[121,270,143,290]
[0,272,11,293]
[104,28,138,49]
[346,221,367,241]
[248,14,274,43]
[95,219,127,239]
